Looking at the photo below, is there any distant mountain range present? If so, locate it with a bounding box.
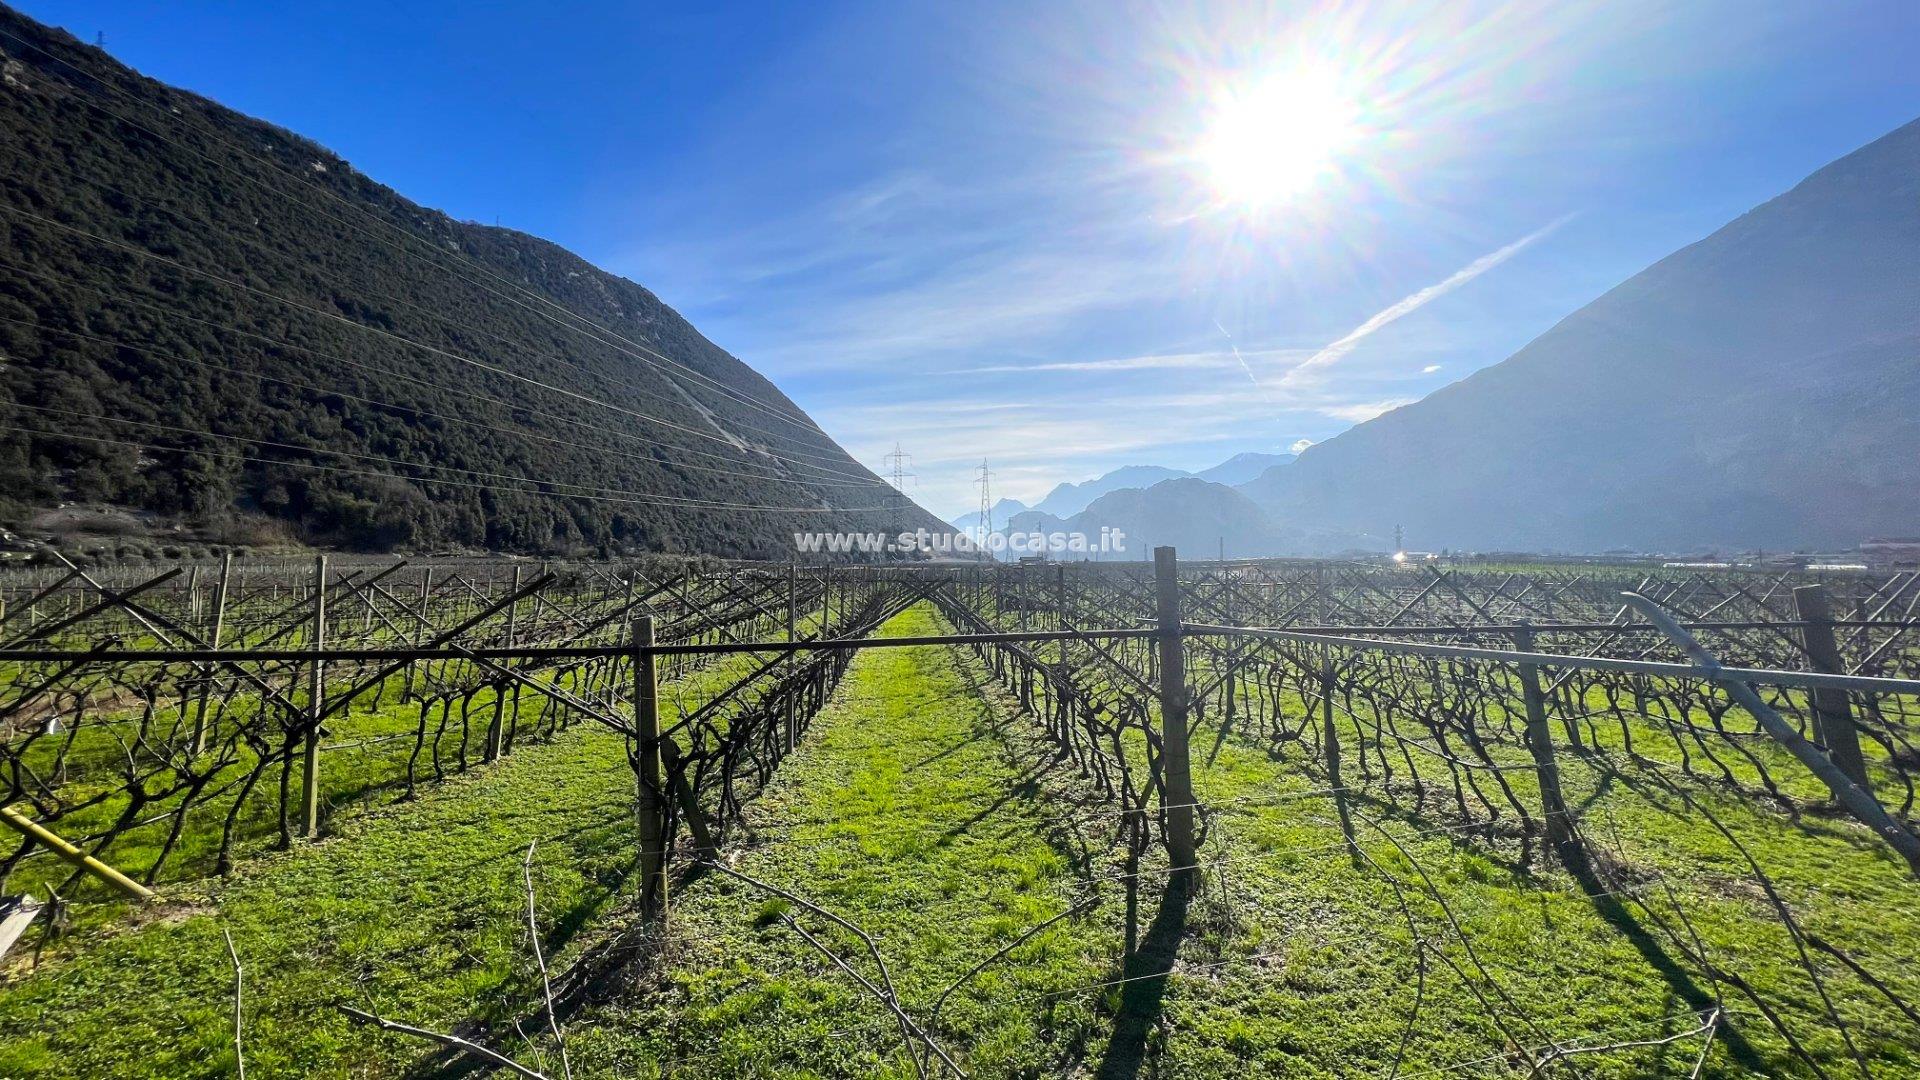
[965,117,1920,560]
[978,451,1297,525]
[1005,477,1349,562]
[0,6,937,556]
[1242,116,1920,553]
[955,451,1338,561]
[949,497,1029,534]
[1194,451,1296,486]
[1032,465,1193,518]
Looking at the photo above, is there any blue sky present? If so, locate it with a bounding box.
[24,0,1920,518]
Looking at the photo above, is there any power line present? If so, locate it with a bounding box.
[0,421,894,516]
[0,299,885,492]
[0,256,881,486]
[976,460,996,541]
[881,442,916,533]
[1,162,875,471]
[0,25,840,441]
[0,200,869,477]
[0,401,883,512]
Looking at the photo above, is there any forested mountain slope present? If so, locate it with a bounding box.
[0,6,930,556]
[1243,116,1920,553]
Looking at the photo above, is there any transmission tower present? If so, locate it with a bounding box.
[881,442,915,533]
[975,460,995,552]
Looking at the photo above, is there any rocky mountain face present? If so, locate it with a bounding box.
[0,6,936,556]
[1242,117,1920,553]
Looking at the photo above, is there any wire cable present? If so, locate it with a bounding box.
[0,422,894,516]
[0,306,886,491]
[0,25,843,440]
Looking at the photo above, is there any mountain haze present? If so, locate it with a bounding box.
[0,6,934,556]
[1018,451,1295,523]
[949,497,1028,534]
[1009,479,1288,561]
[1196,451,1294,485]
[1033,465,1191,517]
[1245,117,1920,552]
[1003,477,1370,561]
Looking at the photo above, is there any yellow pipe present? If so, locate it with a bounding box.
[0,804,154,901]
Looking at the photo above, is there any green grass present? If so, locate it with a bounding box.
[5,675,566,908]
[0,655,757,1079]
[563,604,1122,1077]
[562,606,1920,1078]
[1152,724,1920,1078]
[5,602,1917,1078]
[6,605,835,908]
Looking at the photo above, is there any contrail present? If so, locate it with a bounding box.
[1213,318,1274,405]
[1281,214,1575,387]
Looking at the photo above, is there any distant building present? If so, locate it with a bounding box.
[1861,538,1920,571]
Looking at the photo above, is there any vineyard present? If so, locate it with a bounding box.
[2,551,1919,1078]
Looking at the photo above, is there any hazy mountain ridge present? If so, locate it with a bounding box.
[978,452,1304,558]
[0,6,936,556]
[1003,477,1372,561]
[948,497,1028,533]
[1242,116,1920,552]
[1021,450,1296,520]
[1196,451,1294,485]
[1033,465,1192,517]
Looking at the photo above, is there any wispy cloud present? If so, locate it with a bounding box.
[1280,215,1574,388]
[748,244,1171,370]
[1212,318,1275,405]
[955,346,1307,375]
[1319,398,1417,423]
[823,377,1429,511]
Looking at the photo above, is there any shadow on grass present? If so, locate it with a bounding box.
[1562,854,1769,1072]
[937,767,1048,846]
[946,640,1116,883]
[1556,757,1771,1072]
[407,840,642,1079]
[1094,868,1193,1080]
[1330,755,1770,1071]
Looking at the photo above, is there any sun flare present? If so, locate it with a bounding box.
[1196,65,1361,207]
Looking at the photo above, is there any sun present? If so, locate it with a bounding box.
[1195,65,1361,207]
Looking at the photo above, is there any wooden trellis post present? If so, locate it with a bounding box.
[1154,546,1198,868]
[633,615,669,919]
[485,565,521,762]
[189,552,232,756]
[403,567,432,703]
[1793,585,1870,788]
[821,565,832,636]
[300,554,327,840]
[785,562,798,753]
[1513,622,1583,872]
[1056,564,1069,668]
[1320,649,1342,790]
